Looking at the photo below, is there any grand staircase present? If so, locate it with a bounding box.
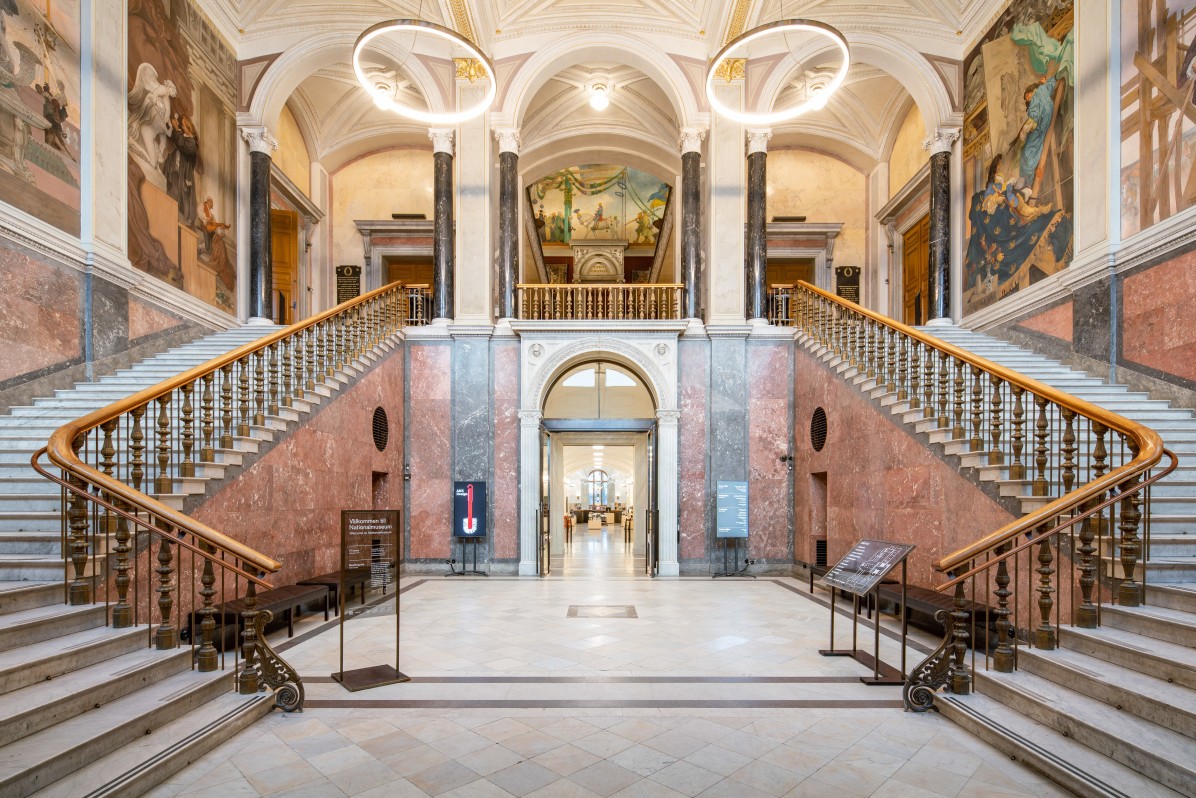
[0,326,283,797]
[799,319,1196,798]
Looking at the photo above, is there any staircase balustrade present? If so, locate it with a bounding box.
[516,283,683,320]
[790,282,1172,711]
[29,281,419,712]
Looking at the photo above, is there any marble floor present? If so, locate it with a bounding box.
[550,524,644,578]
[145,569,1074,798]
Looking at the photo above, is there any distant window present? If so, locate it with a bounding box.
[563,369,596,387]
[606,369,636,387]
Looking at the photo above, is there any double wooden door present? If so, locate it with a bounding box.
[902,215,930,326]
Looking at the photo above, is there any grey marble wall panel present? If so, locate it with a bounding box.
[90,274,129,362]
[452,338,493,561]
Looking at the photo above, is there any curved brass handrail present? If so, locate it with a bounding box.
[44,281,413,575]
[791,280,1165,574]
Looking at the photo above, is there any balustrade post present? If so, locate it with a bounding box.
[886,329,898,393]
[268,343,280,417]
[1075,420,1105,628]
[1033,395,1049,496]
[219,364,234,449]
[252,350,266,427]
[307,327,318,391]
[237,357,251,437]
[993,542,1015,672]
[949,581,971,695]
[1035,525,1056,648]
[988,375,1004,465]
[200,372,215,462]
[937,350,950,428]
[1117,436,1144,607]
[99,420,117,536]
[238,580,260,694]
[970,365,984,452]
[154,395,173,494]
[130,404,146,491]
[67,433,92,605]
[909,341,921,409]
[1061,408,1077,494]
[282,338,294,407]
[180,382,195,478]
[1009,385,1026,480]
[154,526,176,649]
[922,342,935,418]
[952,358,965,439]
[197,542,218,671]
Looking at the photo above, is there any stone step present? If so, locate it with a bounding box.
[1101,604,1196,647]
[970,667,1196,797]
[0,533,61,555]
[29,690,271,798]
[1147,584,1196,614]
[1016,645,1196,740]
[0,667,233,798]
[0,603,106,650]
[0,514,61,534]
[1060,623,1196,691]
[0,624,146,697]
[0,553,102,582]
[935,691,1184,798]
[0,581,63,615]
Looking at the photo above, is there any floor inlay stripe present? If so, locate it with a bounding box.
[301,698,907,709]
[300,675,864,684]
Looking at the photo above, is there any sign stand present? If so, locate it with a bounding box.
[817,539,915,686]
[713,480,753,578]
[332,510,408,692]
[447,481,489,577]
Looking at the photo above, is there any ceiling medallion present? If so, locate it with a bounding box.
[354,19,496,125]
[705,19,850,126]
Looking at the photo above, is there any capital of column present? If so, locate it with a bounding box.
[746,128,772,156]
[519,409,543,426]
[656,409,681,425]
[922,127,961,155]
[429,128,455,156]
[493,128,521,155]
[679,127,706,155]
[240,126,278,155]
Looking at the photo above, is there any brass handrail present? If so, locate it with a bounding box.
[791,280,1164,573]
[44,280,414,574]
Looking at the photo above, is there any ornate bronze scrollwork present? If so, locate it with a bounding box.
[251,610,305,712]
[903,609,955,712]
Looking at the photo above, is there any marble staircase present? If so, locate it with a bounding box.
[799,325,1196,798]
[0,324,399,796]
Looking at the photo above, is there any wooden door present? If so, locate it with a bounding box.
[385,257,434,286]
[767,258,815,287]
[270,210,298,325]
[902,215,930,326]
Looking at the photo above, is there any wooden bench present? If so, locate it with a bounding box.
[185,583,330,650]
[872,583,995,644]
[297,570,372,616]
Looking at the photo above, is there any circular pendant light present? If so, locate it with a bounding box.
[353,19,496,125]
[705,19,850,126]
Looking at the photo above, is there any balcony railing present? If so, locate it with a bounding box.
[397,283,432,326]
[517,283,683,321]
[767,284,798,326]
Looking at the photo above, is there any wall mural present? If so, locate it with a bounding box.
[128,0,237,315]
[0,0,80,233]
[962,0,1073,316]
[528,164,670,249]
[1121,1,1196,239]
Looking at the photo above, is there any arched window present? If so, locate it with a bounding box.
[544,360,654,419]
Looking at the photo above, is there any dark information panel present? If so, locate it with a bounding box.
[820,539,915,596]
[715,480,748,539]
[341,510,398,590]
[453,481,488,538]
[835,266,860,304]
[336,265,362,304]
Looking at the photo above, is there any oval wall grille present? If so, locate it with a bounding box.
[372,407,389,452]
[810,407,828,452]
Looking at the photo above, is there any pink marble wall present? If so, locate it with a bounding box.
[492,341,519,560]
[1016,301,1073,343]
[747,342,792,561]
[792,344,1014,586]
[190,346,406,587]
[0,248,82,383]
[407,343,453,560]
[128,298,187,341]
[678,343,708,561]
[1123,251,1196,382]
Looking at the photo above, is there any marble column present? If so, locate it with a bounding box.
[241,127,278,324]
[430,128,455,322]
[494,129,521,319]
[656,410,680,576]
[745,128,771,322]
[680,128,705,319]
[923,128,960,325]
[518,410,542,576]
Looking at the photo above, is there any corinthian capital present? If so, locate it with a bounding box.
[429,128,455,155]
[679,127,706,155]
[746,128,772,156]
[240,126,278,155]
[493,128,521,155]
[922,127,961,155]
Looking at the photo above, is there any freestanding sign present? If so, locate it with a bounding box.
[450,482,488,575]
[715,481,748,538]
[332,509,407,691]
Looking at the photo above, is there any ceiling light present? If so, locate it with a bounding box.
[589,82,610,111]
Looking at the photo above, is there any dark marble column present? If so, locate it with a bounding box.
[745,128,771,321]
[494,129,520,319]
[680,128,705,319]
[924,128,960,323]
[241,127,277,323]
[430,128,455,321]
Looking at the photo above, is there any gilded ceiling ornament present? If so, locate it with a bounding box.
[714,58,746,83]
[455,58,487,83]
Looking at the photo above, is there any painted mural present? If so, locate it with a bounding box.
[962,0,1074,315]
[0,0,80,234]
[128,0,238,315]
[528,165,670,248]
[1121,1,1196,239]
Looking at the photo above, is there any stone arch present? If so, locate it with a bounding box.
[523,335,677,415]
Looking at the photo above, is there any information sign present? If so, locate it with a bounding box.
[341,510,398,590]
[715,480,748,539]
[336,265,362,304]
[835,266,860,304]
[820,538,915,596]
[453,481,488,538]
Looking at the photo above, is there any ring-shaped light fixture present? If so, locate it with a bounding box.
[353,19,496,125]
[705,19,850,126]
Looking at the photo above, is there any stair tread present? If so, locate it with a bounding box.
[0,624,144,675]
[939,691,1185,798]
[1062,624,1196,675]
[1023,644,1196,712]
[1105,604,1196,625]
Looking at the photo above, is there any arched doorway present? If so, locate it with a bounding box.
[517,334,682,577]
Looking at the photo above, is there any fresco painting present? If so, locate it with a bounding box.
[128,0,237,315]
[529,164,670,248]
[0,0,80,233]
[962,0,1074,316]
[1120,1,1196,239]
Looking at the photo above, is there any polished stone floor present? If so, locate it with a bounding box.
[550,524,643,578]
[145,546,1073,798]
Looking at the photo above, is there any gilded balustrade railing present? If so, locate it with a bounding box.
[517,283,683,320]
[767,285,798,326]
[791,282,1169,710]
[30,281,422,711]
